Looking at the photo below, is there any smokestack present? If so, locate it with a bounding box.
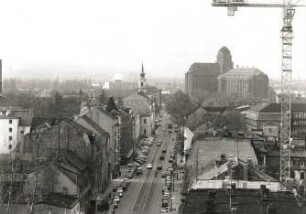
[0,59,2,95]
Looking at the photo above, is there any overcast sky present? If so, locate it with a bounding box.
[0,0,305,80]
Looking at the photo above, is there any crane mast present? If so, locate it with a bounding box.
[212,0,305,189]
[280,0,294,187]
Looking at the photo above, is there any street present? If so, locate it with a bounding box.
[115,111,177,214]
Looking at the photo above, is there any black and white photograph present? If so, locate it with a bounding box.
[0,0,306,213]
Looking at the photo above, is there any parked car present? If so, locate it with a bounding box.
[146,163,153,169]
[127,172,134,179]
[136,167,143,175]
[113,195,120,203]
[162,148,167,153]
[157,164,163,170]
[161,207,167,213]
[117,188,123,197]
[159,155,165,160]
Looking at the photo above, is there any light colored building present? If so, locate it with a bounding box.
[123,64,155,138]
[218,67,269,99]
[0,107,33,154]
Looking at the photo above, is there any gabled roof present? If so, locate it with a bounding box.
[123,93,152,116]
[31,117,60,131]
[96,106,117,119]
[78,114,109,136]
[218,67,268,79]
[43,193,79,209]
[186,62,220,75]
[137,91,152,102]
[250,103,306,113]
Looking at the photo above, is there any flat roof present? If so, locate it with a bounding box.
[187,138,258,181]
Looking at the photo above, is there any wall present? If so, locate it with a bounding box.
[54,170,78,195]
[0,118,19,153]
[140,115,152,137]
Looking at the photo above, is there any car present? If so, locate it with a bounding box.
[168,130,172,133]
[136,167,143,175]
[111,201,118,209]
[146,163,153,169]
[117,188,123,197]
[113,195,120,203]
[162,148,167,153]
[127,163,133,168]
[161,171,167,178]
[157,164,163,170]
[159,155,165,160]
[168,158,173,163]
[157,142,162,146]
[161,208,167,213]
[127,172,134,179]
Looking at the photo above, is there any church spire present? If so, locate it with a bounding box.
[139,62,146,92]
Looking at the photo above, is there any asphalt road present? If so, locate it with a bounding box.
[115,111,177,214]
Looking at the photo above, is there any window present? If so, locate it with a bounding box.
[20,130,24,135]
[301,172,305,180]
[144,129,147,135]
[9,128,12,132]
[9,136,12,141]
[144,119,147,124]
[9,120,12,124]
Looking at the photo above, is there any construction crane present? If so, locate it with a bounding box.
[212,0,305,189]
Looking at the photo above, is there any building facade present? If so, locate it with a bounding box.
[218,67,269,99]
[245,103,306,137]
[185,63,220,101]
[216,46,233,74]
[0,107,33,154]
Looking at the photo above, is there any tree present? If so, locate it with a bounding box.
[106,97,118,112]
[165,90,195,125]
[99,89,108,105]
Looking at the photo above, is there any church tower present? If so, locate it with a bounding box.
[138,62,146,92]
[217,46,233,74]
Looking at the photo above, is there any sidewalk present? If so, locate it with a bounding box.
[168,172,184,214]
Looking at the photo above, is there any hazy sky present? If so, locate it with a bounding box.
[0,0,305,80]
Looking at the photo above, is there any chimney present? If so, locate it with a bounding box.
[243,163,248,181]
[0,59,2,95]
[247,157,253,168]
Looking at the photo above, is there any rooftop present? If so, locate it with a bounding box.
[186,62,220,75]
[181,189,303,214]
[218,67,268,79]
[249,103,306,113]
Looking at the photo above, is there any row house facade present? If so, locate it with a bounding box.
[1,118,110,214]
[123,92,155,138]
[78,106,121,177]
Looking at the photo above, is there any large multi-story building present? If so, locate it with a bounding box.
[185,47,233,101]
[244,103,306,137]
[218,67,269,99]
[185,63,220,100]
